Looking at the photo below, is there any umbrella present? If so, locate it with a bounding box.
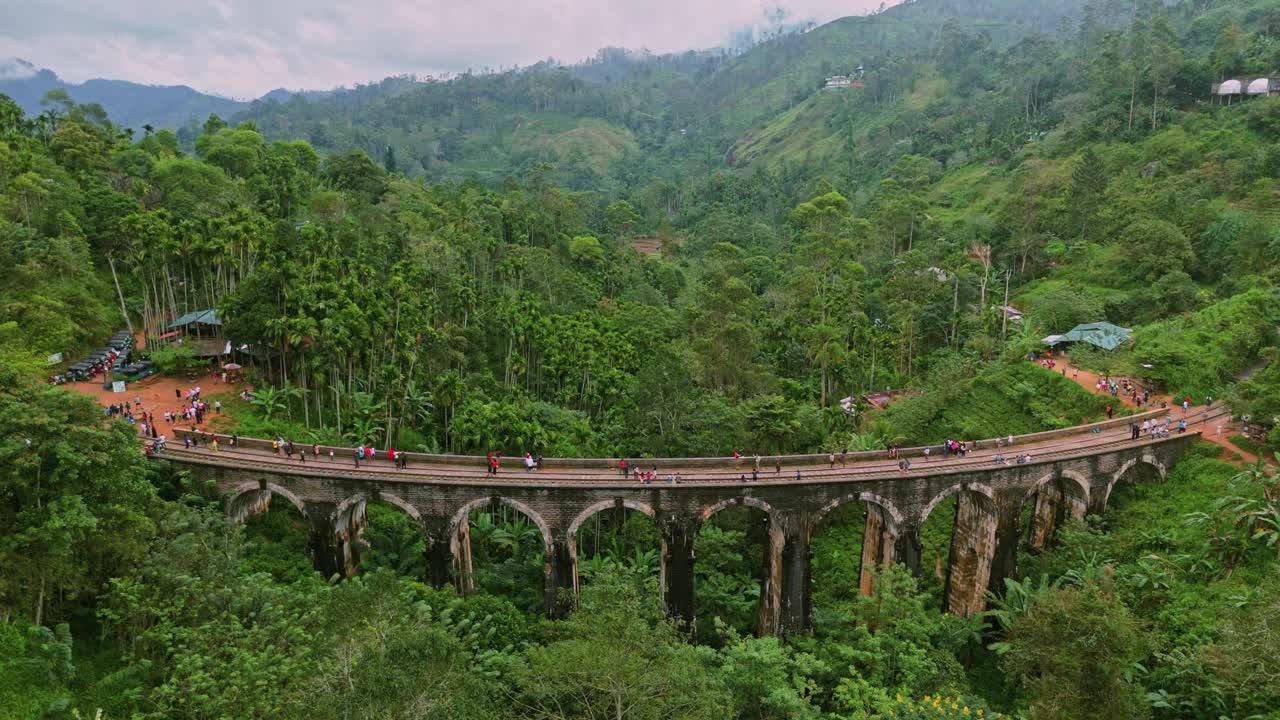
[223,363,242,371]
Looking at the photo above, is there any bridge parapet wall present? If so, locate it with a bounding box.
[173,406,1171,470]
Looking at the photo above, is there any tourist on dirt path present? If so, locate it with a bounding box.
[175,388,181,399]
[1182,397,1190,414]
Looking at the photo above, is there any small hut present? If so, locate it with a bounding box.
[162,309,227,358]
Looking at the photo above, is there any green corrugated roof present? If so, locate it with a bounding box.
[1062,322,1131,351]
[167,309,221,330]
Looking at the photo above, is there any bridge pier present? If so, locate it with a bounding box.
[895,523,922,577]
[452,520,474,594]
[1027,482,1063,554]
[945,489,998,617]
[859,504,898,596]
[425,529,452,589]
[305,501,343,580]
[660,517,698,631]
[988,487,1029,595]
[779,522,811,635]
[758,521,786,636]
[548,537,577,618]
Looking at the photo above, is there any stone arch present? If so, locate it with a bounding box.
[1020,471,1091,507]
[332,491,427,577]
[447,496,554,555]
[812,492,906,535]
[1100,455,1167,510]
[1059,469,1092,506]
[921,482,995,525]
[225,481,308,522]
[335,491,423,527]
[700,496,777,522]
[567,499,656,539]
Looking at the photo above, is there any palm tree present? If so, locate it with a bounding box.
[250,386,286,420]
[344,417,385,445]
[280,381,305,424]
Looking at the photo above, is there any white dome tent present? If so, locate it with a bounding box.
[1217,79,1243,95]
[1247,78,1271,95]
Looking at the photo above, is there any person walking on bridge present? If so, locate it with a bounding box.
[1130,422,1140,441]
[619,459,628,478]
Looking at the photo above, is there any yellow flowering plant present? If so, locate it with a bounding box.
[888,693,1007,719]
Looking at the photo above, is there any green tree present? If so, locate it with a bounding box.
[0,383,155,626]
[1002,583,1149,720]
[512,571,730,719]
[1123,218,1194,283]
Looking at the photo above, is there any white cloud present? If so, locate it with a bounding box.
[0,0,893,98]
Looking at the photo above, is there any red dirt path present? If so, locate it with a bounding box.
[1039,360,1263,465]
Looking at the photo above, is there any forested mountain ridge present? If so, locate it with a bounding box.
[0,59,251,132]
[233,0,1098,187]
[0,58,338,135]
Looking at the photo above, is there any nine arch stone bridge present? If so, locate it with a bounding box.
[160,406,1215,635]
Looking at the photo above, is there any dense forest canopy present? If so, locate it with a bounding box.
[2,0,1280,717]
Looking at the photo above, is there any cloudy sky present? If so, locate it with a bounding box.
[1,0,894,99]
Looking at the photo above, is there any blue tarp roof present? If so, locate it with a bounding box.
[167,309,221,330]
